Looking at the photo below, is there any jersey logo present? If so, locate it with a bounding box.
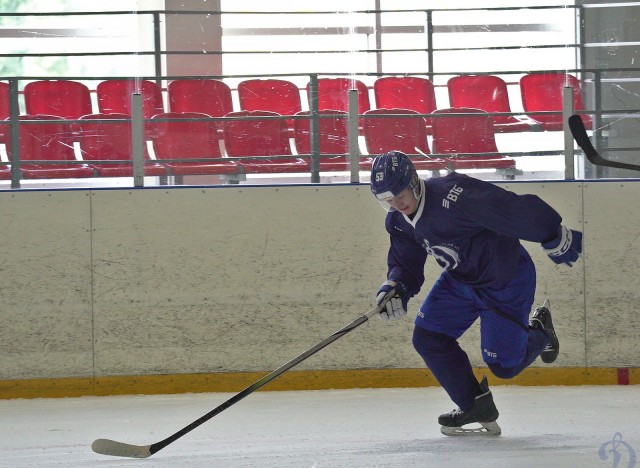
[483,348,498,359]
[442,184,463,209]
[422,240,460,270]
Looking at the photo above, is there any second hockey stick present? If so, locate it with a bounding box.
[92,290,396,459]
[568,115,640,172]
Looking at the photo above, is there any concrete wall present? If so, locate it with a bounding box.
[0,181,638,383]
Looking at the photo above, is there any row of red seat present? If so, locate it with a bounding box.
[0,73,591,133]
[0,106,518,182]
[0,72,590,182]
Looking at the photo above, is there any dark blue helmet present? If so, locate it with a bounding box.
[370,151,420,209]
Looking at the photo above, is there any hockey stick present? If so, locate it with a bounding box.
[92,291,395,459]
[568,115,640,172]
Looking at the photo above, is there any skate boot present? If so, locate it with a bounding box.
[530,299,559,364]
[439,375,501,436]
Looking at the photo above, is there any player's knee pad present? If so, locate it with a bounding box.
[487,362,520,379]
[412,326,457,360]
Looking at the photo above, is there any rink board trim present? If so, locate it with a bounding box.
[0,367,637,399]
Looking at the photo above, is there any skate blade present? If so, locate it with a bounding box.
[440,420,501,437]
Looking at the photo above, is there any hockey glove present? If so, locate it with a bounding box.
[542,225,583,267]
[376,280,409,321]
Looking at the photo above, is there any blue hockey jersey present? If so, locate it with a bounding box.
[385,172,562,298]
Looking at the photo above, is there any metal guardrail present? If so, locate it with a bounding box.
[1,6,640,186]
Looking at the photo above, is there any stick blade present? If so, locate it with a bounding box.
[568,114,593,156]
[92,438,152,458]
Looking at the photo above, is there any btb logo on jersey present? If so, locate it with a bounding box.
[442,184,463,209]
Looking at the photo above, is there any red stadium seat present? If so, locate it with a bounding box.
[373,76,437,133]
[520,73,592,131]
[3,115,95,179]
[308,78,370,113]
[447,75,533,133]
[167,79,233,136]
[362,108,445,172]
[0,82,9,119]
[307,78,370,132]
[96,79,164,118]
[293,110,372,172]
[222,110,308,174]
[431,108,517,173]
[24,80,93,119]
[237,79,301,135]
[78,113,167,177]
[150,112,242,177]
[0,82,10,145]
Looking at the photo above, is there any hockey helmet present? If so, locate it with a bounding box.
[370,151,421,211]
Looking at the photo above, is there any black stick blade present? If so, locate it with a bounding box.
[569,114,640,171]
[92,439,152,458]
[568,115,597,161]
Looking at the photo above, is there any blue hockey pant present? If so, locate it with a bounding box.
[412,248,549,411]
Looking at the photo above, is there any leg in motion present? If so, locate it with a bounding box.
[529,299,559,363]
[437,375,500,436]
[412,326,500,436]
[486,299,558,379]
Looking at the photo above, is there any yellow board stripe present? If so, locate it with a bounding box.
[1,367,637,400]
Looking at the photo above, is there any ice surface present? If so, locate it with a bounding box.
[1,385,638,467]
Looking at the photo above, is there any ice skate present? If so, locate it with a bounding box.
[530,299,559,363]
[439,375,501,436]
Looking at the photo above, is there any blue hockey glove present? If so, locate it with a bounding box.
[542,225,583,267]
[375,280,409,321]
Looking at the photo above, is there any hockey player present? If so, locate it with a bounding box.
[370,151,582,436]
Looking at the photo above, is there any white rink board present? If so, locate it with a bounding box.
[0,180,638,380]
[0,190,93,380]
[582,181,640,367]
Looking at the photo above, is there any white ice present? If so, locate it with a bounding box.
[1,385,638,467]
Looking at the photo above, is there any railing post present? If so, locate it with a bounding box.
[426,10,434,81]
[153,12,163,88]
[131,93,145,187]
[348,88,360,183]
[593,71,605,179]
[309,74,320,183]
[563,86,575,180]
[8,79,21,189]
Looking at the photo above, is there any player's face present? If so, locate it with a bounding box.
[388,187,418,215]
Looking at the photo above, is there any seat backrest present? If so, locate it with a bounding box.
[167,79,233,119]
[307,78,370,115]
[151,112,222,159]
[4,114,76,161]
[363,108,430,155]
[447,75,512,114]
[0,82,10,119]
[520,73,586,113]
[24,80,93,119]
[373,76,437,115]
[237,79,301,117]
[431,108,498,154]
[96,79,164,118]
[293,110,349,155]
[78,113,146,161]
[222,110,291,157]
